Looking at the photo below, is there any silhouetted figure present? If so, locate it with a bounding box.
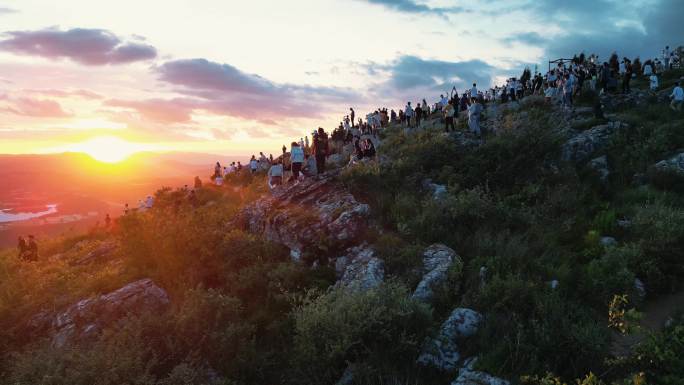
[194,176,202,188]
[105,213,111,228]
[27,235,38,261]
[17,236,28,260]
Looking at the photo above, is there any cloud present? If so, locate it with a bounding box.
[380,55,496,91]
[0,6,17,15]
[501,0,684,62]
[1,97,72,117]
[104,98,195,124]
[154,58,359,122]
[24,88,103,99]
[501,32,548,47]
[0,27,157,65]
[361,0,469,17]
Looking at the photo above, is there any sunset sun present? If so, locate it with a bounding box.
[69,136,144,163]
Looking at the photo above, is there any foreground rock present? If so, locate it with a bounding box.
[335,245,385,291]
[28,279,169,347]
[417,308,482,371]
[451,358,510,385]
[235,172,370,261]
[561,121,626,163]
[413,244,461,302]
[653,152,684,174]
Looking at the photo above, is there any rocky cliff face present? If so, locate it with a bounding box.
[27,278,169,347]
[235,171,370,262]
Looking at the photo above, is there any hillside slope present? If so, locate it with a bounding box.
[1,69,684,385]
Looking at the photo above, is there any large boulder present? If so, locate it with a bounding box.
[451,358,510,385]
[653,152,684,174]
[27,279,169,347]
[561,121,626,163]
[413,244,461,302]
[417,308,482,371]
[69,240,119,266]
[234,172,370,260]
[336,245,385,291]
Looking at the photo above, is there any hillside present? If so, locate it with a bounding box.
[1,67,684,385]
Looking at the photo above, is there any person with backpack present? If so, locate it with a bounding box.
[312,127,328,174]
[289,141,305,182]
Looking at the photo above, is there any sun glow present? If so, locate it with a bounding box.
[69,136,147,163]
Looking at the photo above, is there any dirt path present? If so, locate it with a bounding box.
[611,290,684,356]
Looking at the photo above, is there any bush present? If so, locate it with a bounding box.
[289,283,432,385]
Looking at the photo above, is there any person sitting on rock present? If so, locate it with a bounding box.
[362,139,376,158]
[289,141,305,182]
[267,160,284,190]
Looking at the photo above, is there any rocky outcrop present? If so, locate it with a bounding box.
[451,358,510,385]
[561,121,626,163]
[69,240,119,266]
[417,308,482,371]
[235,172,370,261]
[653,152,684,174]
[336,245,385,291]
[27,279,169,347]
[589,155,610,181]
[413,244,461,302]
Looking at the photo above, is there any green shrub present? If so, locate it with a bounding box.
[289,283,432,385]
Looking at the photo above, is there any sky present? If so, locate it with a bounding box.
[0,0,681,158]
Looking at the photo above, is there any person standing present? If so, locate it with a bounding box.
[17,236,28,260]
[664,46,671,69]
[622,60,632,93]
[467,97,483,137]
[404,102,414,128]
[470,83,478,98]
[443,101,456,133]
[415,102,423,127]
[289,141,304,182]
[249,155,258,174]
[27,235,38,261]
[350,108,355,127]
[312,127,328,174]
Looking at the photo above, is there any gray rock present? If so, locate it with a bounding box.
[234,172,369,259]
[417,308,482,371]
[337,246,385,292]
[28,279,169,347]
[451,358,510,385]
[634,278,646,298]
[562,122,625,163]
[600,236,617,247]
[413,244,461,302]
[589,155,610,181]
[653,152,684,174]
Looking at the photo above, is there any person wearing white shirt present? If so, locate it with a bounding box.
[440,94,448,109]
[470,83,478,98]
[289,142,305,182]
[670,82,683,111]
[404,102,414,127]
[267,161,283,190]
[664,46,671,69]
[650,74,659,91]
[145,196,154,209]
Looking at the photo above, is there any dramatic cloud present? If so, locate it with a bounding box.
[503,0,684,62]
[154,58,359,122]
[381,55,496,91]
[1,97,71,117]
[0,28,157,65]
[361,0,468,17]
